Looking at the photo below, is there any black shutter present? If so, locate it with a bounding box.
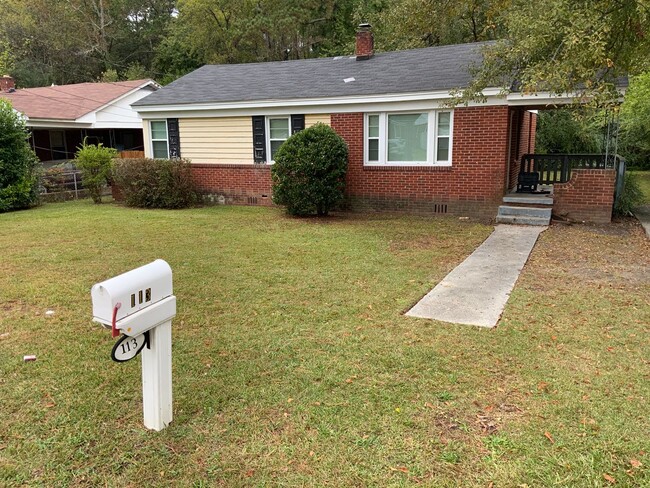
[252,116,266,163]
[291,114,305,134]
[167,118,181,158]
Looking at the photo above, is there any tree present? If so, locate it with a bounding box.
[457,0,649,106]
[0,99,40,212]
[366,0,506,52]
[536,109,603,154]
[620,71,650,168]
[271,123,348,216]
[0,0,178,86]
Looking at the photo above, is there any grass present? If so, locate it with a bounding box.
[1,200,649,487]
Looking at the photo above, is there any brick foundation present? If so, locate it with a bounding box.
[191,164,273,206]
[330,107,510,218]
[553,169,615,223]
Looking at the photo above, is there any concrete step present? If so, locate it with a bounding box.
[498,205,552,219]
[503,195,553,206]
[496,214,550,226]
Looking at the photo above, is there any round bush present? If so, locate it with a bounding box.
[271,123,348,216]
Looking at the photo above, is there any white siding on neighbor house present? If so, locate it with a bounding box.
[92,86,157,129]
[179,117,254,164]
[305,114,331,127]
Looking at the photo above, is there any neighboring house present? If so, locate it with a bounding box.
[0,77,159,164]
[132,25,622,221]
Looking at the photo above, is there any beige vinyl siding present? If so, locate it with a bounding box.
[179,117,254,164]
[143,121,152,158]
[305,114,331,128]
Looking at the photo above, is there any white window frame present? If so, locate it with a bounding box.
[149,120,169,159]
[364,110,453,167]
[265,116,292,164]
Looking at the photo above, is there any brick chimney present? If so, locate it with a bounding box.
[355,23,374,61]
[0,75,15,92]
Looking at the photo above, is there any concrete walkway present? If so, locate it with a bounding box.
[634,205,650,238]
[406,225,546,328]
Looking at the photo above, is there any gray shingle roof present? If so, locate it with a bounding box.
[134,42,490,107]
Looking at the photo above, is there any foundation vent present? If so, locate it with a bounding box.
[433,203,448,214]
[247,196,258,205]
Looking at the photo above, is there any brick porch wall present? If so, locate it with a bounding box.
[331,106,510,218]
[191,164,273,206]
[553,169,615,224]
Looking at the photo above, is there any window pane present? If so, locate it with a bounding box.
[368,115,379,138]
[152,140,169,159]
[437,112,451,137]
[437,137,449,161]
[270,140,284,159]
[387,113,427,162]
[151,121,167,140]
[368,139,379,161]
[269,118,289,139]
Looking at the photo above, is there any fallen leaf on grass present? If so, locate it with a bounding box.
[603,473,616,483]
[245,469,254,477]
[544,431,554,444]
[630,458,642,468]
[390,466,409,473]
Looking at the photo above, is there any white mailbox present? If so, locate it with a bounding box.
[91,259,176,337]
[91,259,176,431]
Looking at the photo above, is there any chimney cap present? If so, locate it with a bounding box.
[358,23,372,31]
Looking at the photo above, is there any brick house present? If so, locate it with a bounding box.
[132,26,623,222]
[1,78,159,164]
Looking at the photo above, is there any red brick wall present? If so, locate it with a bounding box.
[553,169,615,223]
[330,106,510,217]
[191,164,273,206]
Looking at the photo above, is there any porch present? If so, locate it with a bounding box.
[497,153,624,225]
[31,128,144,165]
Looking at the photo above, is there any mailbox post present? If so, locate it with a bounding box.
[91,260,176,431]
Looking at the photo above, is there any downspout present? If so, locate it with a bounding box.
[505,109,514,192]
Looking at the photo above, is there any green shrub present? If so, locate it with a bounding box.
[112,158,199,209]
[0,99,40,212]
[73,141,117,203]
[271,123,348,216]
[614,172,645,216]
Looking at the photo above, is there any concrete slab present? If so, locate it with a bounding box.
[634,205,650,238]
[406,225,546,328]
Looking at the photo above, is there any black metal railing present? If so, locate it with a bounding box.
[517,153,623,192]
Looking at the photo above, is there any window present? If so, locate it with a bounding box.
[150,120,169,159]
[266,117,290,162]
[364,111,453,166]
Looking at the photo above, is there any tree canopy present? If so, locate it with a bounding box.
[1,0,647,103]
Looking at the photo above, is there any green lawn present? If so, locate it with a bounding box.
[1,201,648,487]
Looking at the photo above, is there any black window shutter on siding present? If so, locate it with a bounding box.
[167,118,180,158]
[252,116,266,163]
[291,114,305,134]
